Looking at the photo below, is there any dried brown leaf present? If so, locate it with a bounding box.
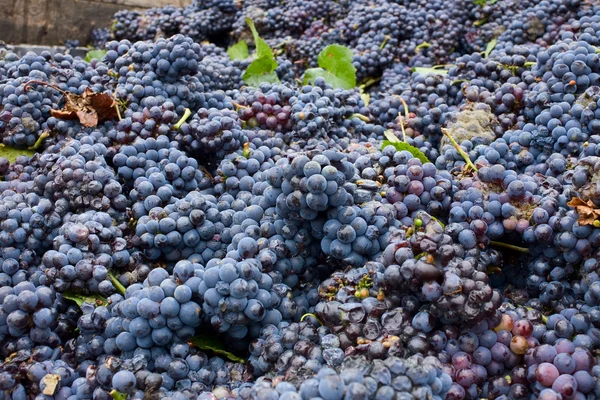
[50,88,117,128]
[567,197,600,225]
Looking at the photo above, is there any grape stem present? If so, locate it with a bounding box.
[359,76,381,90]
[107,271,126,295]
[490,241,530,254]
[23,79,67,95]
[29,131,50,150]
[231,101,249,111]
[109,390,127,400]
[394,96,410,142]
[349,113,370,122]
[441,128,479,173]
[173,108,192,130]
[415,41,432,51]
[300,313,323,326]
[379,35,391,50]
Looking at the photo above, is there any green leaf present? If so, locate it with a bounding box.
[412,67,449,75]
[0,144,35,163]
[189,333,246,363]
[244,56,278,78]
[304,68,353,90]
[245,18,272,59]
[227,40,249,61]
[243,71,280,86]
[63,291,107,308]
[310,44,356,89]
[84,49,107,63]
[483,38,497,58]
[382,140,429,164]
[242,19,279,86]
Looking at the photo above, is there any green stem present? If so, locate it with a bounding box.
[442,128,478,173]
[300,313,323,326]
[173,108,191,130]
[110,390,127,400]
[108,271,126,296]
[396,96,410,142]
[241,143,251,159]
[490,241,530,254]
[350,113,370,122]
[359,77,381,90]
[29,131,50,150]
[415,41,432,51]
[379,35,391,50]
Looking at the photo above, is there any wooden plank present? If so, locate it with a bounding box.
[0,0,192,46]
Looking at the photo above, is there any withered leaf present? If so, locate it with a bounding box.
[42,374,60,396]
[567,197,600,225]
[50,88,118,128]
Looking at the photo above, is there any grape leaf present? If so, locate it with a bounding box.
[304,44,356,89]
[567,197,600,226]
[244,71,280,86]
[63,291,107,308]
[227,40,249,61]
[483,38,497,58]
[242,19,279,86]
[304,68,352,89]
[412,67,449,75]
[245,18,272,59]
[382,140,429,164]
[84,49,107,63]
[189,334,246,363]
[0,144,35,163]
[50,87,118,127]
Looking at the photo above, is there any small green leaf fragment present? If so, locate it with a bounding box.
[474,17,488,27]
[189,334,246,363]
[382,140,429,164]
[383,130,401,143]
[360,92,370,106]
[0,144,36,163]
[63,291,107,308]
[412,67,449,75]
[227,40,249,61]
[84,49,107,63]
[483,38,497,58]
[110,390,127,400]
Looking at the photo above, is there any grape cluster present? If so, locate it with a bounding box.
[4,1,600,399]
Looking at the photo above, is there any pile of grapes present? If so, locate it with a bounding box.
[3,0,600,399]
